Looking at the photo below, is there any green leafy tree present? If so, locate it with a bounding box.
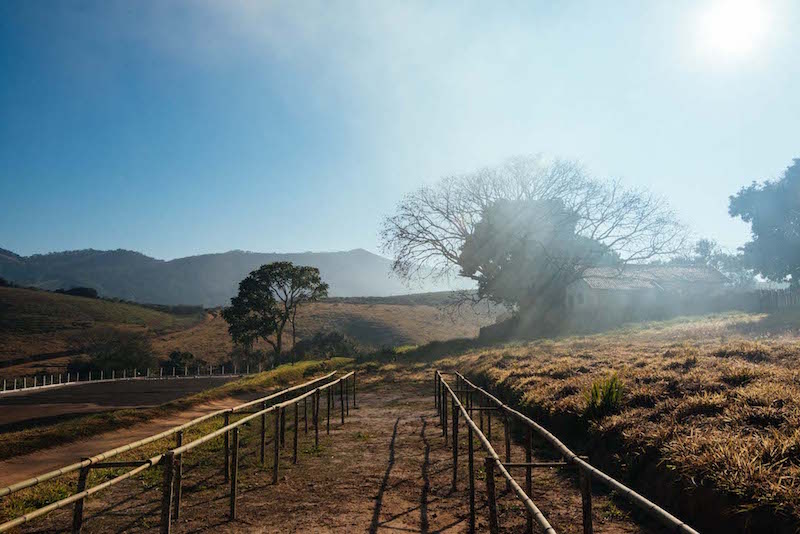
[459,198,615,316]
[67,328,157,374]
[222,262,328,367]
[382,157,685,325]
[729,159,800,287]
[676,238,753,288]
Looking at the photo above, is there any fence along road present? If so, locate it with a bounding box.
[0,363,261,396]
[0,370,357,533]
[436,370,700,534]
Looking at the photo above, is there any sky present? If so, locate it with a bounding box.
[1,0,798,260]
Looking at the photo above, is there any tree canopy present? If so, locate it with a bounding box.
[382,156,686,316]
[729,158,800,287]
[459,198,616,310]
[221,262,328,366]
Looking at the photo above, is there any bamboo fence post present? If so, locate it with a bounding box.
[504,413,512,492]
[314,389,320,447]
[281,407,286,448]
[230,428,240,520]
[293,402,299,464]
[487,405,492,441]
[326,386,331,434]
[580,468,594,534]
[441,389,446,432]
[340,380,345,425]
[304,396,308,434]
[260,401,267,465]
[174,431,184,521]
[480,397,484,432]
[224,413,230,483]
[160,452,176,534]
[345,375,350,416]
[72,464,89,534]
[440,388,445,436]
[272,410,280,484]
[451,398,458,492]
[353,371,356,408]
[468,423,475,534]
[434,372,439,410]
[485,458,499,534]
[525,427,533,534]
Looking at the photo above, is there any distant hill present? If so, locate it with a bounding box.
[0,286,497,376]
[0,248,461,306]
[0,286,201,364]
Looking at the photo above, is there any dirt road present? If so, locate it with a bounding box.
[0,396,242,487]
[0,377,237,430]
[15,374,663,533]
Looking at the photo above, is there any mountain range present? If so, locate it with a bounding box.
[0,247,458,306]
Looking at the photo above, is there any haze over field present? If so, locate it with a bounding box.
[0,247,464,305]
[5,3,800,533]
[2,2,799,261]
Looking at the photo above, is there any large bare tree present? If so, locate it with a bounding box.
[381,156,687,314]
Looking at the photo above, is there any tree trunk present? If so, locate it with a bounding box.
[291,308,296,366]
[274,331,282,368]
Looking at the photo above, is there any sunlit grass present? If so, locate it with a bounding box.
[441,310,800,521]
[0,358,352,462]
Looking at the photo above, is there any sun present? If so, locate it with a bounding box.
[694,0,773,61]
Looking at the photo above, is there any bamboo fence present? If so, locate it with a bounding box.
[0,370,357,533]
[436,370,700,534]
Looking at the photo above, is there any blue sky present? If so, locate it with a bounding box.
[1,1,798,260]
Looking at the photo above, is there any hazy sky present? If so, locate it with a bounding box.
[2,1,798,259]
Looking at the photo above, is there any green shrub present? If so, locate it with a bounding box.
[584,373,623,419]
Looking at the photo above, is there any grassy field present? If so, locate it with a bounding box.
[425,311,800,529]
[0,358,350,463]
[0,358,352,525]
[154,301,495,364]
[0,287,202,363]
[0,286,497,376]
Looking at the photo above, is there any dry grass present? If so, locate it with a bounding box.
[0,358,351,462]
[1,287,496,375]
[153,301,494,363]
[432,311,800,522]
[0,287,201,362]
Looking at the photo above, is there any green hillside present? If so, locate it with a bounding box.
[0,287,201,362]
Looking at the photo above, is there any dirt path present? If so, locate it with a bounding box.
[17,374,664,533]
[0,396,241,487]
[0,377,237,429]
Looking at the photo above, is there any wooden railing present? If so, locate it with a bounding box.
[436,370,699,534]
[0,371,357,533]
[1,363,261,396]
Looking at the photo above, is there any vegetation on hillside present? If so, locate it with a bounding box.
[0,287,201,363]
[0,358,350,463]
[381,156,686,332]
[223,262,328,367]
[0,286,497,377]
[431,311,800,525]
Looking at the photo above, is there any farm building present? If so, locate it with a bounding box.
[479,264,732,340]
[566,265,729,322]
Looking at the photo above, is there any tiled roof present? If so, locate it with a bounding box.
[581,265,728,290]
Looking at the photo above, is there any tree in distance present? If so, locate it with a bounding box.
[729,158,800,287]
[381,156,686,330]
[67,328,157,375]
[222,262,329,367]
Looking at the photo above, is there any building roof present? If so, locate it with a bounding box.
[581,265,729,291]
